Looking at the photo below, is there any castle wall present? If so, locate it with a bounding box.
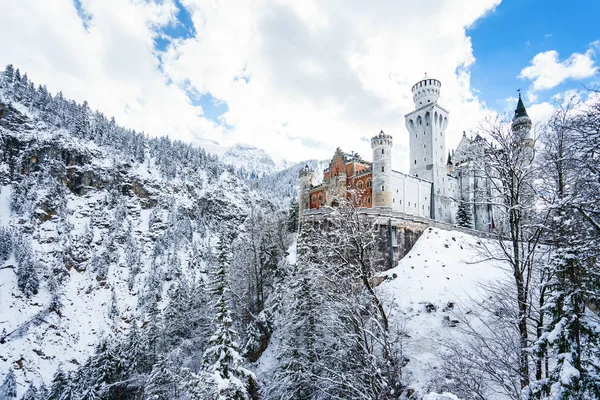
[390,171,431,218]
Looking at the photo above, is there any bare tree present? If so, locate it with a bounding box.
[466,119,548,391]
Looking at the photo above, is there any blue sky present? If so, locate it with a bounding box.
[468,0,600,110]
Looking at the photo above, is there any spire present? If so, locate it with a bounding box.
[514,92,528,119]
[446,151,452,166]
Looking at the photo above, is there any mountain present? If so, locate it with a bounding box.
[221,144,278,180]
[191,138,288,181]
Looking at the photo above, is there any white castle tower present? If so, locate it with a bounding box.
[371,130,393,208]
[298,165,314,216]
[405,74,451,221]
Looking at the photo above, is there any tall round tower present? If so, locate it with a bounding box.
[371,130,393,208]
[298,165,314,218]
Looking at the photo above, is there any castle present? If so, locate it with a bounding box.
[298,75,533,231]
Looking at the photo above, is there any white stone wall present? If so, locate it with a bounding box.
[390,171,432,218]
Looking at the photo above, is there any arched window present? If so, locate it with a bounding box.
[366,180,372,188]
[382,166,385,172]
[311,195,316,202]
[367,197,371,204]
[357,181,363,190]
[417,115,422,126]
[318,194,323,202]
[381,148,384,154]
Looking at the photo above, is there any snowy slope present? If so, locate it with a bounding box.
[379,227,510,396]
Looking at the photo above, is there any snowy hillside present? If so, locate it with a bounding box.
[0,73,277,396]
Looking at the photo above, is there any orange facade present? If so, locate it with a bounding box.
[308,149,373,209]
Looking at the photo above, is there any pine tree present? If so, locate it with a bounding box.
[145,356,178,400]
[287,197,299,232]
[14,236,39,297]
[267,225,321,399]
[455,198,473,228]
[47,365,69,400]
[202,233,254,400]
[527,101,600,399]
[0,368,17,399]
[21,383,38,400]
[2,64,15,98]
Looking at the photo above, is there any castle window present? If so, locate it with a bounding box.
[414,159,417,165]
[393,198,395,203]
[424,144,426,148]
[318,194,323,202]
[312,195,316,202]
[367,180,372,188]
[424,157,427,162]
[382,185,385,191]
[382,148,384,154]
[382,166,384,172]
[357,182,363,190]
[408,202,411,206]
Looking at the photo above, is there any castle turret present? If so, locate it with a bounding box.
[405,74,451,222]
[512,93,533,146]
[298,165,314,217]
[371,130,393,208]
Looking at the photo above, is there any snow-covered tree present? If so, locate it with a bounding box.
[21,383,39,400]
[47,367,69,400]
[202,233,255,399]
[14,236,39,297]
[286,197,298,232]
[455,198,473,228]
[0,368,17,399]
[527,99,600,399]
[145,356,179,400]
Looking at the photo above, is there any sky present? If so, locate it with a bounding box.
[0,0,598,171]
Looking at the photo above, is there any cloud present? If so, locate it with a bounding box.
[519,44,598,91]
[0,0,502,170]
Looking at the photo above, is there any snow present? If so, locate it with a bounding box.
[559,357,580,384]
[379,227,510,395]
[424,392,461,400]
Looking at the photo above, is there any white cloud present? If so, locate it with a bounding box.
[519,45,598,91]
[0,0,502,170]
